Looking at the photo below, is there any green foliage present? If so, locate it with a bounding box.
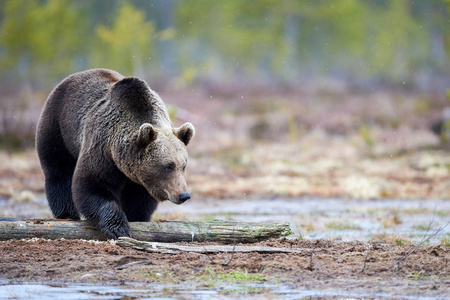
[0,0,87,81]
[0,0,449,86]
[367,0,428,81]
[91,4,156,75]
[175,0,449,83]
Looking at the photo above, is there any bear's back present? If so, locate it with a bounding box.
[44,69,124,158]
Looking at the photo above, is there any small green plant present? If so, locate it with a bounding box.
[414,223,431,231]
[199,268,267,286]
[440,236,450,247]
[141,270,160,281]
[325,221,361,230]
[219,270,267,283]
[406,270,436,280]
[394,238,414,246]
[141,268,179,284]
[359,125,375,149]
[436,210,450,217]
[371,233,413,245]
[407,272,421,280]
[395,239,408,246]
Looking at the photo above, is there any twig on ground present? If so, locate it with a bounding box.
[308,249,314,271]
[116,237,307,254]
[220,233,237,266]
[198,227,236,266]
[115,260,149,270]
[384,215,448,271]
[360,243,371,273]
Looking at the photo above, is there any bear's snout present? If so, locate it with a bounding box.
[178,193,191,203]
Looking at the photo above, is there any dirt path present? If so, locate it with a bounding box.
[0,237,448,299]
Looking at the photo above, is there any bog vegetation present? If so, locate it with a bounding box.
[0,1,450,202]
[0,0,450,150]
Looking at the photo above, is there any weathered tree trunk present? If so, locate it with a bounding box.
[117,237,306,254]
[0,219,292,243]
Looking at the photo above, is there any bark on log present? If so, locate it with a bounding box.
[116,237,307,254]
[0,218,292,243]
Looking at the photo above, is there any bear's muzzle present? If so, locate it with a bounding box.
[178,193,191,203]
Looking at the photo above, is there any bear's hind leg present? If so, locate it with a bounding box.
[37,126,79,219]
[120,180,158,222]
[44,167,79,219]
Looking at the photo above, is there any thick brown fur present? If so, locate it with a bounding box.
[36,69,195,239]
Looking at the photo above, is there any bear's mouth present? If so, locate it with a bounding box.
[152,189,183,205]
[167,193,185,205]
[146,187,185,205]
[145,187,169,203]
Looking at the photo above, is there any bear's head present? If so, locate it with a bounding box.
[109,76,195,204]
[133,122,195,204]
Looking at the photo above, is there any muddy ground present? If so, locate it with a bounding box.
[1,89,449,298]
[0,237,448,299]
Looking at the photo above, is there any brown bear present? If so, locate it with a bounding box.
[36,69,195,239]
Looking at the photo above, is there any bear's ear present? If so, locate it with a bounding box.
[137,123,157,147]
[174,122,195,146]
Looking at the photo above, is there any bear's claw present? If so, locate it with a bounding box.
[98,211,134,239]
[103,223,133,240]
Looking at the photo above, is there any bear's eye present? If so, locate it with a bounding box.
[165,165,174,173]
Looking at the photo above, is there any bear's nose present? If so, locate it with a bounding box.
[178,193,191,203]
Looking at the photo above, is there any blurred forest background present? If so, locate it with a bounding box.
[1,0,450,201]
[2,0,450,88]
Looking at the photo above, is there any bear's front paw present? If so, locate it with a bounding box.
[97,202,134,239]
[102,221,133,240]
[98,214,133,239]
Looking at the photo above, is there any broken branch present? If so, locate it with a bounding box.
[116,237,308,254]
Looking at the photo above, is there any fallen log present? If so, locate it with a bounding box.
[0,218,292,243]
[117,237,307,254]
